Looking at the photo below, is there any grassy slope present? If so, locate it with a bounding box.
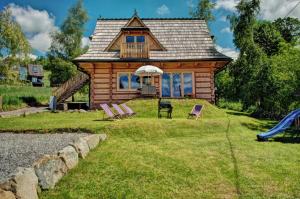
[0,99,299,198]
[0,85,51,111]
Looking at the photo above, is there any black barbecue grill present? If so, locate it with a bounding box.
[158,98,173,119]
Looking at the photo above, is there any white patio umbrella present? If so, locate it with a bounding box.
[135,65,163,93]
[135,65,163,76]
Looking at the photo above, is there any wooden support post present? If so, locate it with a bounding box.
[0,96,2,111]
[90,64,95,109]
[109,63,113,103]
[296,117,300,130]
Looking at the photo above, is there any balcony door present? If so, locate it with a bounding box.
[161,72,193,98]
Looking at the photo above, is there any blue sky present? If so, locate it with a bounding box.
[1,0,299,59]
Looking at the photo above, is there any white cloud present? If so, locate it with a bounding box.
[156,4,170,16]
[8,4,58,53]
[216,45,239,60]
[260,0,300,20]
[215,0,239,12]
[28,32,53,52]
[221,27,232,33]
[81,37,90,48]
[215,0,300,20]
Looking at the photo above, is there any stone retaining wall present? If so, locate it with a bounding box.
[0,134,107,199]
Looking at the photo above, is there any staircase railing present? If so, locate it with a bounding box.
[53,71,89,102]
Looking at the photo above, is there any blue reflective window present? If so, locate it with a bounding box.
[119,73,129,89]
[184,73,193,95]
[126,36,135,43]
[131,74,140,89]
[136,36,145,43]
[172,73,182,97]
[162,73,171,97]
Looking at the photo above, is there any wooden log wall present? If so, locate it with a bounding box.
[79,61,220,109]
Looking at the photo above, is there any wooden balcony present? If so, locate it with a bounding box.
[120,42,149,59]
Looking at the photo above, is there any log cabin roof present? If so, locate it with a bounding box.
[28,64,43,77]
[74,17,232,62]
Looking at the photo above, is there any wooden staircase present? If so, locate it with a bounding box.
[53,72,89,103]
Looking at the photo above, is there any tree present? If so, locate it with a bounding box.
[273,17,300,44]
[47,0,88,85]
[253,21,284,56]
[0,8,30,77]
[190,0,215,24]
[228,0,266,107]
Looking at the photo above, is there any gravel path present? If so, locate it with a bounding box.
[0,133,88,182]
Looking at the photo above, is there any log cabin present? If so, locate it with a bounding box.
[73,14,232,109]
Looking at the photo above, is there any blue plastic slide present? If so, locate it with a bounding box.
[257,108,300,141]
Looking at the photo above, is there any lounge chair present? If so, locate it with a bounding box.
[120,104,136,116]
[100,104,120,120]
[188,104,204,120]
[112,104,128,118]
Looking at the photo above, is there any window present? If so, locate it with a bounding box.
[131,74,140,89]
[141,76,151,86]
[32,66,39,73]
[162,73,171,97]
[118,72,153,91]
[126,35,145,43]
[32,77,38,83]
[119,73,129,89]
[183,73,193,96]
[126,36,135,43]
[136,36,145,43]
[161,72,193,98]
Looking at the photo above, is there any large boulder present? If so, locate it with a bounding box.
[34,155,68,190]
[83,135,100,150]
[0,167,39,199]
[99,134,107,142]
[13,168,39,199]
[70,138,89,159]
[58,146,78,170]
[0,188,15,199]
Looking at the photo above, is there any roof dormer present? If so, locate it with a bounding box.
[105,12,166,59]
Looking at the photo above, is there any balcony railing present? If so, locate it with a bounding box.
[120,42,149,59]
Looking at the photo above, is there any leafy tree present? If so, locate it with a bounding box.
[190,0,215,24]
[216,1,300,118]
[34,56,49,67]
[273,17,300,44]
[269,45,300,116]
[228,0,268,109]
[0,8,30,77]
[47,0,88,85]
[253,21,284,56]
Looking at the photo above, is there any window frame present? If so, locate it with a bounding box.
[159,71,194,98]
[117,72,154,92]
[126,36,135,43]
[125,35,146,43]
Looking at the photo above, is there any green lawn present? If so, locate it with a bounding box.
[0,99,299,198]
[0,85,51,111]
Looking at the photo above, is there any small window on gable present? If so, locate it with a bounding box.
[136,36,145,43]
[126,36,135,43]
[126,36,145,43]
